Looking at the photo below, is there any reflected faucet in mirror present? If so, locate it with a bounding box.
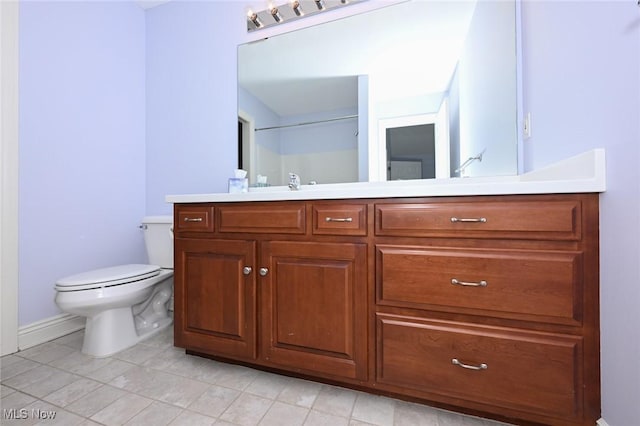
[288,173,301,190]
[455,148,486,177]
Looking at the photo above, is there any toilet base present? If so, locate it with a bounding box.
[82,308,173,358]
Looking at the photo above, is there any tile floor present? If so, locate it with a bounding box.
[1,326,514,426]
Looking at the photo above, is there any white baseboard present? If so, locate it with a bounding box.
[18,313,85,351]
[597,418,610,426]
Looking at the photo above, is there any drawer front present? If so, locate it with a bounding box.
[377,246,582,324]
[313,204,367,236]
[218,203,306,234]
[375,200,581,240]
[377,315,582,419]
[175,205,214,232]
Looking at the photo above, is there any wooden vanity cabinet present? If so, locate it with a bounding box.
[173,194,600,426]
[374,194,600,426]
[173,201,369,381]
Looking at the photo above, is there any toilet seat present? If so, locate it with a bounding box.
[55,264,161,292]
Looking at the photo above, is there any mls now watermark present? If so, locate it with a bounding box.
[3,408,57,420]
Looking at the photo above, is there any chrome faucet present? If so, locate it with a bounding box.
[288,172,301,190]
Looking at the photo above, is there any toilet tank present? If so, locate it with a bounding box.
[142,216,173,268]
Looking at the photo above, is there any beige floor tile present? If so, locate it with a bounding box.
[52,331,84,350]
[168,410,216,426]
[1,383,16,397]
[187,384,240,418]
[277,378,322,409]
[90,393,153,425]
[245,371,291,399]
[1,390,37,410]
[0,357,40,381]
[124,400,182,426]
[64,384,128,417]
[351,393,396,426]
[304,409,350,426]
[2,365,60,391]
[392,401,439,426]
[16,342,76,364]
[259,401,310,426]
[84,358,136,383]
[48,351,112,376]
[42,377,102,407]
[109,365,209,408]
[22,369,79,399]
[114,343,164,365]
[24,399,84,426]
[142,346,186,370]
[312,385,357,418]
[219,393,273,426]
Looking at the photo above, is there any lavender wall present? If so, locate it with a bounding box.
[522,2,640,425]
[145,0,244,214]
[18,2,147,325]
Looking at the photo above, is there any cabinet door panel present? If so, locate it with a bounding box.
[261,241,367,380]
[174,238,256,360]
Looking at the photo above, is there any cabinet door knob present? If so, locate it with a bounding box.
[243,266,252,275]
[259,267,269,276]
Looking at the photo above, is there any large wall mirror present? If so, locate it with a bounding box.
[238,0,518,186]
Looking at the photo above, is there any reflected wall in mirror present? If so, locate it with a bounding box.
[238,0,518,186]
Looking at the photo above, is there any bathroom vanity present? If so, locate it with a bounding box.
[167,151,604,426]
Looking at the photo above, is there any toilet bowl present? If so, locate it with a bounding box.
[54,216,174,357]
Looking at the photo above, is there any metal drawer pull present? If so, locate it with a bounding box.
[325,217,353,223]
[183,217,204,222]
[451,278,488,287]
[452,358,488,371]
[243,266,252,276]
[259,267,269,276]
[450,217,487,223]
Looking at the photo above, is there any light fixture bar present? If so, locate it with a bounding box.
[291,0,304,16]
[270,7,283,22]
[247,0,362,32]
[248,11,263,29]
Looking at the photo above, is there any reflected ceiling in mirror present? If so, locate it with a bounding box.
[238,0,518,187]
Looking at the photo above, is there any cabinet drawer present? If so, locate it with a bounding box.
[313,203,367,236]
[377,246,582,324]
[218,203,305,234]
[175,205,214,232]
[377,315,582,419]
[375,200,581,240]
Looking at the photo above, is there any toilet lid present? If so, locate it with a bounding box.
[55,264,161,290]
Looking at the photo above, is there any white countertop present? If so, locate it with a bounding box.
[166,149,606,204]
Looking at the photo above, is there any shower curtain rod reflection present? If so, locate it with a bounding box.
[255,114,358,131]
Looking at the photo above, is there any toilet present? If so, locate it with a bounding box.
[54,216,174,357]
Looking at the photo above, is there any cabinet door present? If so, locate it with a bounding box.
[174,238,257,360]
[260,241,367,380]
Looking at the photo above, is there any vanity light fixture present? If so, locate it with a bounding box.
[248,11,263,29]
[270,6,284,22]
[248,0,360,32]
[291,0,304,16]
